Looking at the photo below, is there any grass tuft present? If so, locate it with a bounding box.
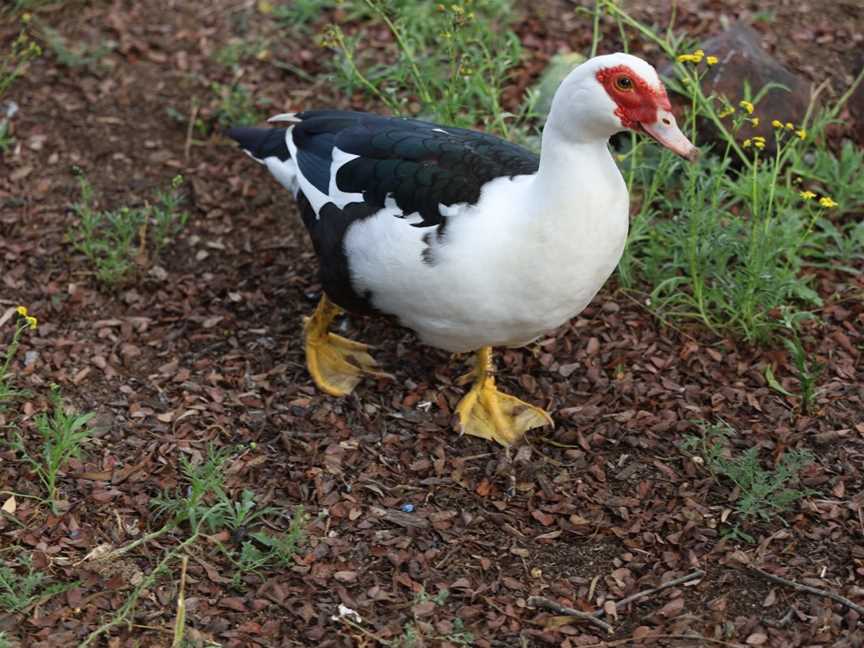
[682,421,814,542]
[68,171,189,286]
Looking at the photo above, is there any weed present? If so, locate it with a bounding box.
[317,0,530,140]
[0,552,73,613]
[682,421,814,542]
[271,0,334,32]
[68,172,189,286]
[0,307,36,412]
[582,1,864,345]
[9,384,94,513]
[0,22,41,100]
[776,311,824,414]
[152,446,305,588]
[33,21,115,72]
[210,81,261,129]
[0,631,8,648]
[213,39,270,69]
[387,588,474,646]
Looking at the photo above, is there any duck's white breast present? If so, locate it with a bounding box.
[343,167,629,352]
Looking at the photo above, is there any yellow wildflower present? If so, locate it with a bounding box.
[16,305,28,317]
[785,122,794,130]
[739,100,754,114]
[795,128,807,140]
[819,196,838,208]
[677,49,705,64]
[752,136,766,150]
[26,316,37,330]
[799,190,816,201]
[706,55,718,66]
[771,119,784,128]
[742,139,752,148]
[718,107,735,118]
[750,117,760,127]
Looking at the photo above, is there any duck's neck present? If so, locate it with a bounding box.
[530,116,622,208]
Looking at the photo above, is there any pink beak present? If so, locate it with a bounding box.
[641,109,699,162]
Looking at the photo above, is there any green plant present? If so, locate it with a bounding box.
[0,553,73,613]
[386,589,474,647]
[34,21,115,72]
[682,421,814,542]
[9,384,94,513]
[271,0,335,32]
[583,1,864,345]
[0,307,36,412]
[223,508,305,588]
[213,39,270,69]
[152,446,305,588]
[318,0,530,140]
[0,22,41,99]
[210,81,261,129]
[69,172,189,286]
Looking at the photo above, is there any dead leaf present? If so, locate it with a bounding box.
[2,495,16,514]
[658,597,684,618]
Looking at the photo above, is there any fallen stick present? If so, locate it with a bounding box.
[749,566,864,616]
[594,569,705,618]
[527,596,613,634]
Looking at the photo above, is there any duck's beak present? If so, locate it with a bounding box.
[641,109,699,162]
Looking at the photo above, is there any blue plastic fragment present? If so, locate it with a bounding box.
[400,503,415,513]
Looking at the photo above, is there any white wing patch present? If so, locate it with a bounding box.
[328,147,364,209]
[285,125,332,217]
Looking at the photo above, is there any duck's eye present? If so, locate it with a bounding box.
[615,76,634,91]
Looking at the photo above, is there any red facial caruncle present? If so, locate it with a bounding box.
[595,64,671,131]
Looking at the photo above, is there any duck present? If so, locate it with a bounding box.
[228,52,697,446]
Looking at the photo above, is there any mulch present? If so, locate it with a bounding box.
[0,1,862,646]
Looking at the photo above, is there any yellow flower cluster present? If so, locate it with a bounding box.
[742,136,766,150]
[771,120,807,140]
[739,100,754,115]
[799,191,838,208]
[676,49,718,66]
[15,305,38,330]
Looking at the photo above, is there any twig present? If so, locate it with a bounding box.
[749,566,864,616]
[80,525,203,647]
[527,596,613,635]
[184,98,198,164]
[580,634,746,648]
[595,569,705,618]
[172,555,189,647]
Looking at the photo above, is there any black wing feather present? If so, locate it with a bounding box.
[292,110,539,228]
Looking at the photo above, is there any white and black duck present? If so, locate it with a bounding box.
[228,52,698,446]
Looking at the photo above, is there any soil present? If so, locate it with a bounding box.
[1,1,862,647]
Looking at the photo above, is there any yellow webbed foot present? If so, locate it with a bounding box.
[304,295,392,397]
[455,347,553,446]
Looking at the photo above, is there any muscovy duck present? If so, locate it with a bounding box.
[229,53,697,446]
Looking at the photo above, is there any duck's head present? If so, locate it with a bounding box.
[550,52,698,161]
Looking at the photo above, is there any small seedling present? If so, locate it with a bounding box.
[9,385,94,513]
[682,421,814,542]
[0,552,73,613]
[152,446,305,588]
[782,335,824,415]
[210,81,261,129]
[387,588,475,647]
[69,172,189,286]
[0,307,36,411]
[34,21,115,72]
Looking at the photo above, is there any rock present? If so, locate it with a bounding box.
[663,23,812,152]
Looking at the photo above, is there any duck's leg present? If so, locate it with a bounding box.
[303,294,391,396]
[455,346,553,446]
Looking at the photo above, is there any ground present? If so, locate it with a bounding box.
[1,1,863,647]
